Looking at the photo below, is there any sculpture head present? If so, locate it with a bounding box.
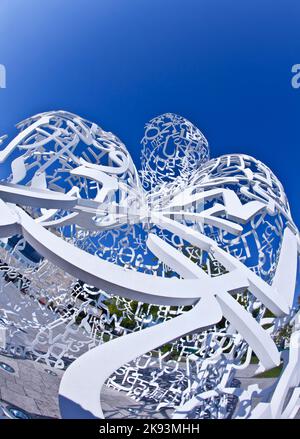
[141,112,209,189]
[0,111,145,230]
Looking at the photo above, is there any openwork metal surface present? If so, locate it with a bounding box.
[0,111,299,419]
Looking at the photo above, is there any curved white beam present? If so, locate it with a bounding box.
[0,200,21,238]
[0,116,50,163]
[59,296,222,419]
[151,213,291,316]
[147,233,280,370]
[0,182,77,209]
[12,206,218,306]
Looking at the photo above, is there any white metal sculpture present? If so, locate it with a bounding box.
[0,111,299,419]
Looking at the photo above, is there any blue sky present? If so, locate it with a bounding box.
[0,0,299,227]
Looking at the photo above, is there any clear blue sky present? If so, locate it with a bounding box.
[0,0,299,225]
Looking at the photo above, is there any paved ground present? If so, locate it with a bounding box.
[235,364,277,391]
[0,352,169,419]
[0,353,299,419]
[0,352,63,419]
[0,351,172,419]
